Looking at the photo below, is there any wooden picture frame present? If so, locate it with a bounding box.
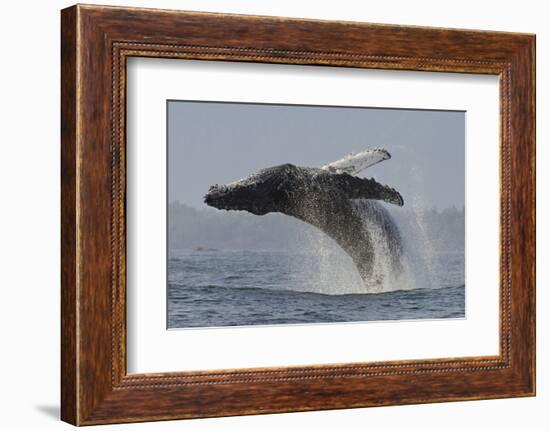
[61,4,535,425]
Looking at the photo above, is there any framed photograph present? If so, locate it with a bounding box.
[61,4,535,425]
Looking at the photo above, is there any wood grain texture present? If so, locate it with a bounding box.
[60,5,78,425]
[60,4,535,425]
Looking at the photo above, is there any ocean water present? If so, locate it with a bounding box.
[167,248,465,329]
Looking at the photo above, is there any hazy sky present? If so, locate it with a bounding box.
[168,101,464,210]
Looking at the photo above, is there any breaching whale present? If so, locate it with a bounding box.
[204,149,404,285]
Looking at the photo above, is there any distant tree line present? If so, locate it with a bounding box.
[168,201,465,253]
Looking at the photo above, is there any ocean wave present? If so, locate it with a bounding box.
[168,282,465,298]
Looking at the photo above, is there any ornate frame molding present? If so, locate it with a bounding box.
[61,5,535,425]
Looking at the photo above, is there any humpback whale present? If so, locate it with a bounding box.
[204,149,404,285]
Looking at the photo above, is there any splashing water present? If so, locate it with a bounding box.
[293,206,441,295]
[353,200,413,293]
[296,225,365,295]
[289,151,444,295]
[291,204,413,295]
[400,163,439,291]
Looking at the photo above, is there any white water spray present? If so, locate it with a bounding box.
[288,146,442,295]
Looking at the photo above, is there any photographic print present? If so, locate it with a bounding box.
[167,101,465,329]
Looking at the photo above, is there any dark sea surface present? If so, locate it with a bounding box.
[167,249,465,328]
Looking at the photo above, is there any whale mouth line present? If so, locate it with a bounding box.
[205,201,248,211]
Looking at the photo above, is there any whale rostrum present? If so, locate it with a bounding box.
[204,149,404,285]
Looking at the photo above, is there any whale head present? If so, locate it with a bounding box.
[204,164,297,215]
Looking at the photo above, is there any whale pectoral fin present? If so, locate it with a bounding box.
[321,148,391,175]
[323,172,404,206]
